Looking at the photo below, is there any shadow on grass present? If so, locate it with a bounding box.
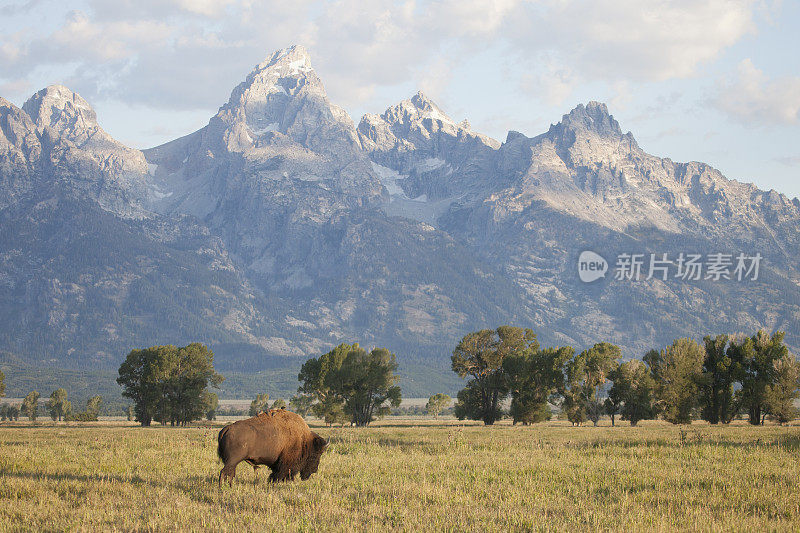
[0,468,276,504]
[775,434,800,450]
[309,420,478,430]
[321,426,800,456]
[325,428,800,454]
[558,432,800,451]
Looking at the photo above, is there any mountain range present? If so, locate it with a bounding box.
[1,45,798,395]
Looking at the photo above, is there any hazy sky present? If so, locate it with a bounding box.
[1,0,798,199]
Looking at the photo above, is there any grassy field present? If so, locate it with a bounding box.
[1,419,799,532]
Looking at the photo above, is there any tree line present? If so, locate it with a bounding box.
[3,330,796,428]
[451,326,800,426]
[0,369,104,422]
[0,389,104,422]
[0,369,16,420]
[115,341,402,428]
[2,341,403,428]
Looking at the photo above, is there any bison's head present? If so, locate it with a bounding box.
[301,433,328,480]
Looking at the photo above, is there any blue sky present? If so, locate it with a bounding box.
[1,0,798,198]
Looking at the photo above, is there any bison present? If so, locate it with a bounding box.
[217,409,327,485]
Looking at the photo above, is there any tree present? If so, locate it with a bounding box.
[117,343,223,426]
[118,347,155,426]
[47,388,71,422]
[699,335,739,424]
[564,343,620,426]
[504,345,573,425]
[86,396,103,418]
[0,374,7,421]
[0,404,20,421]
[454,380,499,422]
[609,360,657,426]
[161,343,223,426]
[338,347,402,426]
[67,396,103,421]
[652,338,704,424]
[452,326,537,425]
[126,406,134,422]
[298,343,402,426]
[202,392,218,421]
[731,330,790,425]
[289,394,314,417]
[299,344,350,424]
[313,396,349,426]
[272,398,287,410]
[763,354,800,425]
[604,364,624,427]
[561,393,587,426]
[425,393,451,418]
[118,347,161,426]
[643,349,661,372]
[249,393,270,416]
[21,391,39,421]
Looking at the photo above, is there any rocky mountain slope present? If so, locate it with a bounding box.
[0,86,275,367]
[0,45,798,384]
[478,104,799,350]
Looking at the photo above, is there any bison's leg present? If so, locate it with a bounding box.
[245,460,261,475]
[249,461,264,484]
[218,431,248,487]
[269,457,293,483]
[219,460,240,486]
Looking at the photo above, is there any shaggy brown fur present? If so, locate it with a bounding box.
[217,409,327,485]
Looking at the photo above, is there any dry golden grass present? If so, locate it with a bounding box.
[1,419,799,532]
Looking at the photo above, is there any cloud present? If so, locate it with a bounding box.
[0,1,320,108]
[608,81,632,112]
[641,126,691,142]
[775,155,800,167]
[87,0,238,21]
[539,0,754,80]
[714,58,800,125]
[503,0,757,105]
[0,77,31,96]
[417,55,455,103]
[309,0,426,106]
[519,58,576,106]
[426,0,520,37]
[0,0,44,16]
[0,0,763,114]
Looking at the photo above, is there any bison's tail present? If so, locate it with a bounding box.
[217,425,230,462]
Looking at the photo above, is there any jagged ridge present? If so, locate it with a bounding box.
[0,44,798,381]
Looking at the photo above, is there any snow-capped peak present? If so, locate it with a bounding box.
[407,91,455,125]
[200,45,362,155]
[225,44,321,113]
[19,84,142,158]
[253,44,314,77]
[359,92,500,153]
[22,84,98,131]
[373,91,459,130]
